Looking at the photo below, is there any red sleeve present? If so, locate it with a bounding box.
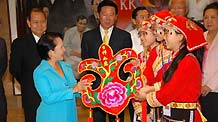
[143,47,157,86]
[156,55,201,106]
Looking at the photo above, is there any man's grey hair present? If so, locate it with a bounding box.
[168,0,189,9]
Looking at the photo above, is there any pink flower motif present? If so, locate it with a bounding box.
[116,54,122,61]
[91,62,98,69]
[98,82,127,107]
[136,80,142,89]
[131,65,137,71]
[81,64,85,69]
[84,95,92,104]
[127,51,132,56]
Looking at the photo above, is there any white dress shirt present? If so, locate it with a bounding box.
[130,29,143,54]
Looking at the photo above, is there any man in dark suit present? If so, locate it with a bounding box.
[81,1,132,122]
[87,0,101,29]
[9,8,47,122]
[0,37,7,122]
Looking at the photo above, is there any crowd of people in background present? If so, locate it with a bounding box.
[0,0,217,122]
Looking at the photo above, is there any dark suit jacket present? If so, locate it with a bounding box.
[0,38,7,121]
[81,26,132,89]
[9,33,41,112]
[0,38,7,79]
[87,14,99,30]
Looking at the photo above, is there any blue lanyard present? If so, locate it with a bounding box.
[160,44,171,75]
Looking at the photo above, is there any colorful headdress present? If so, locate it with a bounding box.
[141,19,153,31]
[166,16,207,51]
[150,10,172,29]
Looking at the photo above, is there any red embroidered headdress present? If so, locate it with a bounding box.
[150,10,172,29]
[166,16,207,51]
[141,18,153,31]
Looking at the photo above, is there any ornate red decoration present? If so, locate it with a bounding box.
[78,44,144,116]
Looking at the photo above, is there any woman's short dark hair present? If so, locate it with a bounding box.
[37,32,62,60]
[97,0,118,14]
[76,15,88,22]
[203,2,218,16]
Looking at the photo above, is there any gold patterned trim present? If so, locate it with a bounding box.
[170,102,197,109]
[146,92,162,107]
[169,102,207,122]
[154,82,161,91]
[132,101,142,114]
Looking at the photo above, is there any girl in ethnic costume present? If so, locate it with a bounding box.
[143,10,172,89]
[142,10,172,122]
[136,16,207,122]
[131,19,159,122]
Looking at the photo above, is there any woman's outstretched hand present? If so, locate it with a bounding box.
[73,79,92,93]
[135,85,154,101]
